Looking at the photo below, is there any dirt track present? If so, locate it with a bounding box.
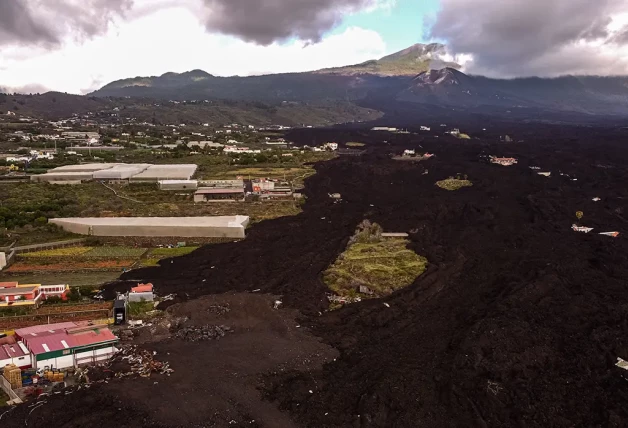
[7,120,628,427]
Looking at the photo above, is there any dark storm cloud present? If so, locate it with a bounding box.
[199,0,387,45]
[0,0,132,47]
[0,0,57,44]
[429,0,628,76]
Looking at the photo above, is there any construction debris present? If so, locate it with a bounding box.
[572,224,594,233]
[104,345,174,378]
[600,232,620,238]
[207,304,231,315]
[490,156,518,166]
[175,325,233,342]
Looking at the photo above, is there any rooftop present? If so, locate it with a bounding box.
[0,342,29,360]
[51,216,249,227]
[195,188,245,194]
[0,285,39,296]
[15,322,78,337]
[131,283,153,293]
[25,326,117,355]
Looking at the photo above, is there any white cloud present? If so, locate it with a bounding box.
[0,6,386,94]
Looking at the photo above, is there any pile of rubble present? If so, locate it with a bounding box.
[174,325,233,342]
[207,304,231,316]
[109,345,174,378]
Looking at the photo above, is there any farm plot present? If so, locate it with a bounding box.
[323,221,428,305]
[20,247,92,258]
[7,260,134,272]
[83,247,148,258]
[12,246,148,273]
[140,247,199,267]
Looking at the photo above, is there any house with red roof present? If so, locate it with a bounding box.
[128,283,154,302]
[0,341,31,369]
[15,322,118,370]
[0,283,42,308]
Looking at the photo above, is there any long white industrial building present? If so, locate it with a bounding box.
[32,163,198,183]
[50,216,249,238]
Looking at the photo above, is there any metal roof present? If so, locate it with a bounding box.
[131,283,153,293]
[195,188,244,194]
[0,342,29,360]
[15,322,77,337]
[0,285,39,297]
[24,327,117,355]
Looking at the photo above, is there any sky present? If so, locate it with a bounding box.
[0,0,628,94]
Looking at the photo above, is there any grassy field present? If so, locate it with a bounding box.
[128,301,155,318]
[20,247,92,257]
[0,271,120,288]
[150,247,199,257]
[140,246,199,267]
[323,238,428,299]
[82,247,148,258]
[7,260,134,272]
[0,390,9,407]
[436,178,473,191]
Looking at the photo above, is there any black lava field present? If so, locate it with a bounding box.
[7,118,628,428]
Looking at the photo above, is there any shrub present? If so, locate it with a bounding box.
[45,296,62,304]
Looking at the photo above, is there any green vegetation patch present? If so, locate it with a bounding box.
[21,247,93,258]
[0,389,9,407]
[83,247,148,258]
[150,246,199,257]
[323,221,427,301]
[436,177,473,191]
[128,301,155,318]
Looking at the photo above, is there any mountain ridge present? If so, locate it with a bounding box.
[6,43,628,116]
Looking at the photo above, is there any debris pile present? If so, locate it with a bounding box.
[572,224,593,233]
[490,156,518,166]
[174,325,233,342]
[207,303,231,315]
[108,345,174,378]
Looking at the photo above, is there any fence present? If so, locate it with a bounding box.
[14,239,87,254]
[0,375,22,405]
[0,305,112,330]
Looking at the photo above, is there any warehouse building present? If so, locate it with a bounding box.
[34,163,198,183]
[158,180,198,191]
[194,188,245,202]
[201,179,244,189]
[0,341,31,369]
[50,215,250,238]
[93,164,151,181]
[130,164,198,182]
[31,171,95,183]
[15,322,118,370]
[48,164,116,173]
